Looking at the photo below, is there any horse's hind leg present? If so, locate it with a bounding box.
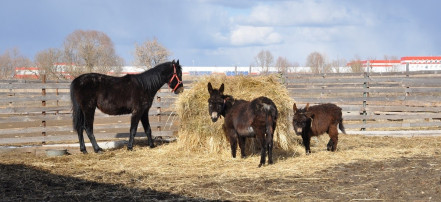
[128,113,142,150]
[266,133,274,165]
[83,109,103,153]
[141,111,155,148]
[77,129,87,154]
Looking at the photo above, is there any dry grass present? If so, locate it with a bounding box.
[1,134,441,201]
[175,74,297,155]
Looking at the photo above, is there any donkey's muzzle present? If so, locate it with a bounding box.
[211,112,219,122]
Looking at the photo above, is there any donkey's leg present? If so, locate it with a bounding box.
[141,111,155,148]
[127,113,142,150]
[266,133,274,165]
[328,125,339,152]
[258,134,266,167]
[301,130,312,155]
[227,129,238,158]
[238,136,247,158]
[83,109,103,153]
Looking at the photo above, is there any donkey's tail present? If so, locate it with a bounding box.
[339,118,346,134]
[264,102,278,136]
[70,82,84,133]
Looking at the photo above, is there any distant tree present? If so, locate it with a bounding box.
[383,55,400,72]
[306,51,330,73]
[329,58,347,73]
[133,37,171,69]
[63,30,123,77]
[34,48,64,81]
[254,50,274,74]
[275,56,291,74]
[0,48,32,79]
[349,56,364,73]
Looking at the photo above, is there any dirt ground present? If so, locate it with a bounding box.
[1,134,441,201]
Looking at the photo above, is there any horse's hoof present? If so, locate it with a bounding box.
[268,161,274,165]
[149,144,156,149]
[258,163,263,168]
[81,150,88,154]
[127,147,133,151]
[95,148,104,153]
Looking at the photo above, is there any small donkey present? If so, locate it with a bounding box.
[293,103,346,154]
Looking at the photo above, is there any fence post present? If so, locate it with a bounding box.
[156,96,161,132]
[405,62,410,96]
[41,75,47,144]
[362,61,370,131]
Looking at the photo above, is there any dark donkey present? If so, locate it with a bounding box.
[70,60,184,153]
[292,103,346,155]
[207,82,278,167]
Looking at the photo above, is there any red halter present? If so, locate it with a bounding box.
[168,64,182,92]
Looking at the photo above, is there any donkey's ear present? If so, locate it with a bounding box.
[208,82,213,94]
[219,83,224,94]
[293,103,297,112]
[305,103,310,111]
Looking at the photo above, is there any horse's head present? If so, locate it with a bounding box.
[207,82,225,122]
[167,60,184,94]
[292,103,313,135]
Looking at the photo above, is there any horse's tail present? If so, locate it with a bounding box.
[70,82,84,133]
[339,118,346,134]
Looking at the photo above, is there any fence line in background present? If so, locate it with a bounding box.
[1,70,441,145]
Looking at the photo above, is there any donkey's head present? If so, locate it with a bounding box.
[207,82,225,122]
[292,103,313,135]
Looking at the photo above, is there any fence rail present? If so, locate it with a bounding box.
[1,70,441,145]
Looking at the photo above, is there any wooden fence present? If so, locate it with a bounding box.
[1,70,440,146]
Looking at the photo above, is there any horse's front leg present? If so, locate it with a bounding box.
[128,113,142,150]
[141,111,155,148]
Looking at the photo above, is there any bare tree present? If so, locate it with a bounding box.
[348,56,364,73]
[133,37,171,69]
[275,56,291,74]
[383,55,400,72]
[35,48,65,81]
[254,50,274,74]
[329,58,347,73]
[0,48,32,79]
[306,51,328,73]
[63,30,123,78]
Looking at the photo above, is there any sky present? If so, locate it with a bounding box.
[1,0,440,67]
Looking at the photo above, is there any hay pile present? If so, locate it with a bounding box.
[175,74,298,154]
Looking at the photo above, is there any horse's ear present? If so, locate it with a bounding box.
[219,83,224,94]
[176,59,179,65]
[172,59,175,64]
[293,103,297,112]
[208,82,213,94]
[305,103,310,111]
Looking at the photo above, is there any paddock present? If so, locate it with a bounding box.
[1,71,441,200]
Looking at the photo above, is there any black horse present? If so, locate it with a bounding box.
[70,60,184,153]
[207,82,278,167]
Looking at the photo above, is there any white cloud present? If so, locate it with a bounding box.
[230,26,282,46]
[236,1,365,26]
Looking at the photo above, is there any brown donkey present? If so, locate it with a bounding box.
[207,82,278,167]
[292,103,346,154]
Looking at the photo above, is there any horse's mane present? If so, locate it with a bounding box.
[132,61,181,92]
